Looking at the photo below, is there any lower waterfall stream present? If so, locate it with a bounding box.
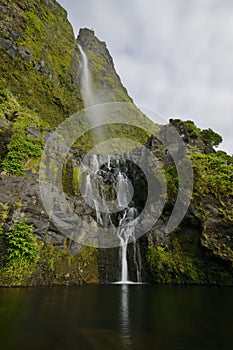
[81,154,142,283]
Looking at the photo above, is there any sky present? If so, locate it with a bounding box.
[58,0,233,154]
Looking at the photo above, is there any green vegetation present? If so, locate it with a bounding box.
[147,120,233,285]
[0,202,9,224]
[191,152,233,199]
[0,219,40,286]
[3,220,38,262]
[0,0,81,127]
[201,128,223,147]
[165,165,179,201]
[147,241,233,286]
[147,242,199,284]
[215,150,233,164]
[76,246,98,283]
[37,243,97,285]
[184,120,201,138]
[74,123,151,153]
[184,120,222,146]
[0,87,45,175]
[87,49,131,103]
[0,222,98,286]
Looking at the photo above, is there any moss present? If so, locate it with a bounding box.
[0,202,9,224]
[62,155,74,196]
[76,246,98,283]
[0,238,98,287]
[202,234,233,263]
[165,165,179,200]
[191,152,233,199]
[0,259,38,287]
[1,0,82,127]
[147,241,199,285]
[73,123,151,154]
[0,92,46,175]
[215,150,233,165]
[147,240,233,286]
[84,48,132,104]
[24,157,41,173]
[72,166,81,194]
[35,243,98,285]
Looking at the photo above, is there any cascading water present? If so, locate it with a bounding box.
[78,44,96,108]
[117,206,139,283]
[78,44,105,151]
[78,45,142,283]
[81,155,142,283]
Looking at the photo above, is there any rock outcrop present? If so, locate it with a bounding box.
[0,0,81,125]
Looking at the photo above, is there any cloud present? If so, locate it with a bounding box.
[58,0,233,154]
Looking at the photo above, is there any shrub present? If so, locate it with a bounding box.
[200,128,222,147]
[4,220,38,263]
[184,120,201,138]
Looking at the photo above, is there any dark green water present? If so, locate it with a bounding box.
[0,284,232,350]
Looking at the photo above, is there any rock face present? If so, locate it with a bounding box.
[0,0,81,125]
[77,28,132,103]
[145,120,233,285]
[0,0,233,286]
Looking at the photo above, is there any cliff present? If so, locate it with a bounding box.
[77,28,132,103]
[0,0,233,287]
[145,120,233,285]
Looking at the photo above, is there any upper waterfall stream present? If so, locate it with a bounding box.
[78,44,96,108]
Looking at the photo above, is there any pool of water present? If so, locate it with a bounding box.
[0,284,232,350]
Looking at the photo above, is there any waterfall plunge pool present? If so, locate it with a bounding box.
[0,284,232,350]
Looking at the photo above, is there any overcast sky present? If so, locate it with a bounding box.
[58,0,233,154]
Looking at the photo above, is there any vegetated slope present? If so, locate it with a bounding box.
[0,0,82,126]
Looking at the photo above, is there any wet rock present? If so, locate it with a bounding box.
[27,127,44,140]
[0,174,83,254]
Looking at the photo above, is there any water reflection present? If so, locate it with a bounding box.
[1,286,233,350]
[119,284,132,349]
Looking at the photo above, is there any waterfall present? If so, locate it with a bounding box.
[78,44,104,151]
[81,155,142,283]
[118,210,130,282]
[116,172,131,209]
[78,44,96,107]
[78,45,142,283]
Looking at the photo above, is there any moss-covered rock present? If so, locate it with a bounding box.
[77,28,132,104]
[0,0,82,126]
[145,119,233,285]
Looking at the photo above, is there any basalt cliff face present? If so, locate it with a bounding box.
[0,0,82,125]
[0,0,233,286]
